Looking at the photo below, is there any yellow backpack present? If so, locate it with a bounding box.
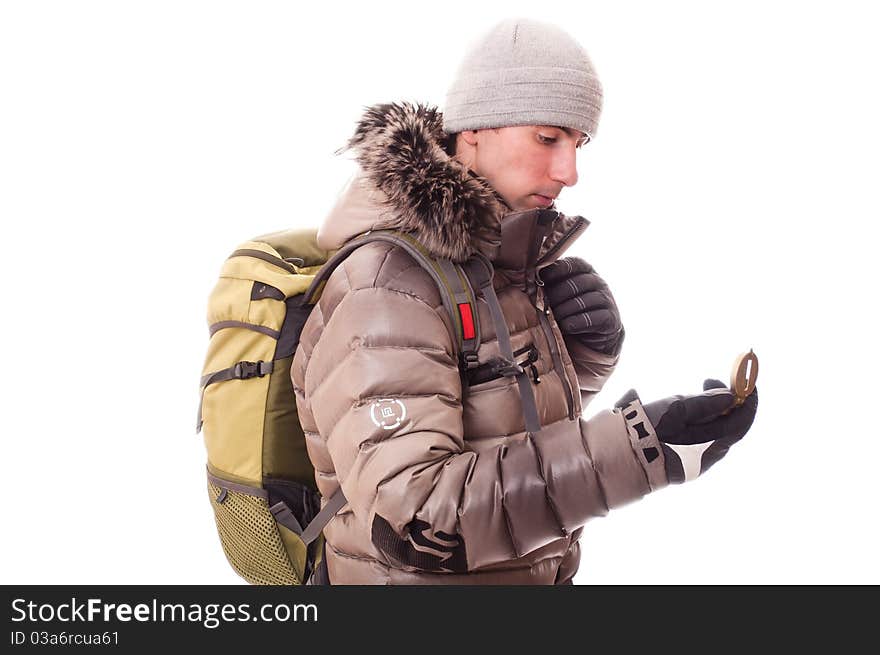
[198,227,483,584]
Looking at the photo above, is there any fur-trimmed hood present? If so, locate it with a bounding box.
[317,101,589,269]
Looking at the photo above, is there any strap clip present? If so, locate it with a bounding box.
[491,358,524,378]
[233,360,271,379]
[461,352,480,370]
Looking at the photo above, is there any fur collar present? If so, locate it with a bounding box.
[319,101,589,269]
[335,101,508,263]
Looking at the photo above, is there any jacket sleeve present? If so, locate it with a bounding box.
[562,334,622,411]
[302,284,666,573]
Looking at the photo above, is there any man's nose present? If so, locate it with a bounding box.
[549,146,578,187]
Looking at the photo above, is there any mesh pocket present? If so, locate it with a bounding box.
[207,477,301,585]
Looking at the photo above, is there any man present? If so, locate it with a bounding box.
[291,18,758,584]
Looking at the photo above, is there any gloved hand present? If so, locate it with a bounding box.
[538,257,625,357]
[616,379,759,484]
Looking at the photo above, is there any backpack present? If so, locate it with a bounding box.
[197,227,488,585]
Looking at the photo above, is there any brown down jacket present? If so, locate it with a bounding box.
[291,102,668,585]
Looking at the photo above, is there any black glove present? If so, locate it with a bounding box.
[539,257,624,357]
[616,379,759,484]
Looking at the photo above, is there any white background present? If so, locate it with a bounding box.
[2,0,877,585]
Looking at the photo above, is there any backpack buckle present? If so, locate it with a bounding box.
[461,352,480,370]
[491,358,524,378]
[234,360,269,380]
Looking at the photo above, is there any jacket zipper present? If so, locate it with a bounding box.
[536,303,577,421]
[526,215,589,421]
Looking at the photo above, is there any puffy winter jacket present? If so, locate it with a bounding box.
[291,102,668,584]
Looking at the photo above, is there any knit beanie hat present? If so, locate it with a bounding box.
[443,18,603,139]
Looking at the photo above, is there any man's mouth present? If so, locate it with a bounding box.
[532,194,556,207]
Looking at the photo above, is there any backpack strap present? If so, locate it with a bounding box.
[297,229,483,550]
[299,488,349,547]
[301,229,482,374]
[462,253,543,435]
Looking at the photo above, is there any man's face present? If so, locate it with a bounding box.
[465,125,587,212]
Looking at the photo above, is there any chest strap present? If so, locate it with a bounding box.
[462,254,543,434]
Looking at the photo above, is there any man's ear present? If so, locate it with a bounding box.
[459,130,479,147]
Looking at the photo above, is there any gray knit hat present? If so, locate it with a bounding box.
[443,18,603,139]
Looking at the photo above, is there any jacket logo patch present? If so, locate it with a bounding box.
[370,398,407,430]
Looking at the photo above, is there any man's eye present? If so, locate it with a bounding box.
[538,134,557,144]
